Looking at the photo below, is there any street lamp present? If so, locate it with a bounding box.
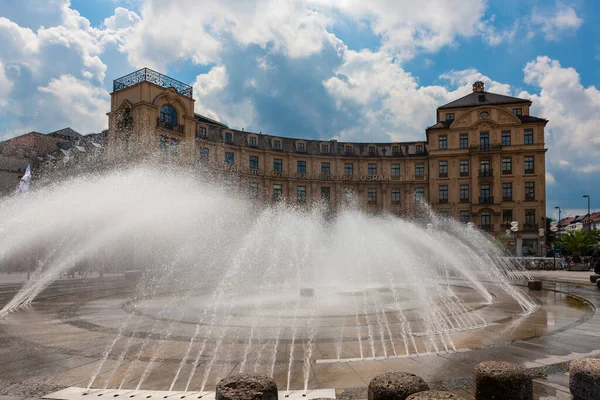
[538,228,545,257]
[583,195,591,230]
[511,221,519,257]
[550,221,559,268]
[555,206,561,225]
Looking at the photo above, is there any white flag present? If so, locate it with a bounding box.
[15,164,31,194]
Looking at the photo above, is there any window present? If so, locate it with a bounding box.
[273,140,281,149]
[224,151,234,165]
[481,212,491,228]
[249,155,259,169]
[297,186,307,202]
[391,164,400,177]
[439,161,448,177]
[368,146,376,154]
[459,134,468,149]
[196,126,207,139]
[273,158,283,172]
[249,136,257,146]
[321,144,329,153]
[525,182,535,201]
[415,187,425,203]
[344,163,354,176]
[512,108,522,116]
[439,185,448,203]
[415,163,424,176]
[249,182,259,199]
[416,144,423,153]
[460,185,469,202]
[480,184,491,204]
[524,156,534,174]
[273,184,283,201]
[502,157,512,174]
[480,160,490,176]
[391,189,400,204]
[199,147,209,162]
[392,145,400,154]
[321,162,330,175]
[368,188,377,204]
[525,210,536,226]
[445,113,455,121]
[479,111,489,117]
[321,187,331,202]
[460,211,470,223]
[124,135,130,152]
[439,135,447,150]
[503,210,513,225]
[344,187,354,202]
[159,135,167,153]
[501,131,511,146]
[345,146,353,154]
[224,132,233,144]
[297,160,307,174]
[297,142,305,152]
[524,129,534,145]
[159,104,178,128]
[480,132,489,150]
[459,160,469,176]
[368,163,377,176]
[170,139,179,156]
[502,183,512,201]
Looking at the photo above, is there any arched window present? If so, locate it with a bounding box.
[159,104,178,128]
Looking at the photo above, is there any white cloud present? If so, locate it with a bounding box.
[546,172,556,185]
[531,3,583,41]
[576,165,600,174]
[103,7,141,30]
[559,160,570,167]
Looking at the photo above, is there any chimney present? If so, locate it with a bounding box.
[472,81,485,93]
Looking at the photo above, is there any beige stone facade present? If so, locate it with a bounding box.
[106,70,547,250]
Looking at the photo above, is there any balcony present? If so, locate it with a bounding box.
[114,68,193,98]
[478,169,493,178]
[480,224,494,232]
[460,171,469,177]
[523,223,539,231]
[479,196,494,205]
[502,169,512,175]
[460,198,470,203]
[157,118,184,133]
[469,144,502,153]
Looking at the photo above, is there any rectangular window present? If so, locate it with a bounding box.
[297,160,307,174]
[391,163,400,177]
[321,144,329,153]
[321,187,331,202]
[415,187,425,203]
[525,182,535,201]
[445,113,455,121]
[415,163,424,176]
[196,126,207,138]
[460,185,469,202]
[249,136,257,146]
[224,132,233,144]
[344,163,354,176]
[345,146,353,154]
[480,132,489,150]
[459,134,468,149]
[459,160,469,176]
[368,163,377,176]
[273,158,283,172]
[501,131,511,146]
[502,183,512,201]
[392,145,400,154]
[368,188,377,204]
[391,189,400,204]
[460,211,470,223]
[416,144,423,153]
[368,146,376,154]
[199,147,209,162]
[503,210,513,225]
[321,162,330,175]
[297,186,307,202]
[249,182,259,199]
[249,155,259,169]
[502,157,512,174]
[439,135,447,150]
[480,184,491,204]
[439,185,448,203]
[512,108,522,116]
[524,129,534,145]
[273,184,282,201]
[525,210,536,226]
[480,160,491,177]
[481,211,491,228]
[439,161,448,177]
[273,140,281,149]
[524,156,534,174]
[297,142,305,152]
[224,151,234,165]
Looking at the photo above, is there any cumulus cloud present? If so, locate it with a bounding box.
[103,7,141,30]
[546,172,556,185]
[531,3,583,41]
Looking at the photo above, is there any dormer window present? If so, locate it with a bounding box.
[416,144,423,153]
[512,108,522,116]
[273,140,281,149]
[392,145,400,154]
[224,132,233,144]
[249,136,257,146]
[345,146,353,154]
[321,144,329,153]
[297,142,305,152]
[368,146,376,154]
[195,126,207,139]
[445,113,455,121]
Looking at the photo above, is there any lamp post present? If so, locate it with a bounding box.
[538,228,545,257]
[583,195,591,230]
[550,222,559,268]
[555,206,561,226]
[511,221,519,257]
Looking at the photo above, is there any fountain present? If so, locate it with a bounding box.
[0,164,543,398]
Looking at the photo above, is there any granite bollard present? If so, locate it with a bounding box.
[590,274,600,283]
[569,357,600,400]
[406,391,466,399]
[527,280,542,290]
[473,361,532,400]
[216,373,278,400]
[368,372,429,400]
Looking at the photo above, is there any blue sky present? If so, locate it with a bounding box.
[0,0,598,219]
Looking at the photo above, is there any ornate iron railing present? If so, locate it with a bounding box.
[113,68,193,98]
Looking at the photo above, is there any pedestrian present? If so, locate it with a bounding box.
[594,256,600,275]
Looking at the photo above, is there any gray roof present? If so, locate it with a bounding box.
[438,91,530,110]
[48,127,82,140]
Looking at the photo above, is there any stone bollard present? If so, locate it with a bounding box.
[216,373,278,400]
[569,357,600,400]
[368,372,429,400]
[473,361,532,400]
[406,391,466,399]
[527,280,542,290]
[590,274,600,283]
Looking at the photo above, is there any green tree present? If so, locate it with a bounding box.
[556,229,599,262]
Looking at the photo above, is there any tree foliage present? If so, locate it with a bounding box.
[556,229,599,261]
